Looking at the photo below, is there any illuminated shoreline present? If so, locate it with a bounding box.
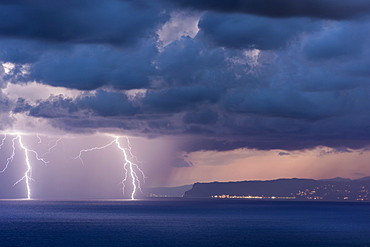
[212,195,296,200]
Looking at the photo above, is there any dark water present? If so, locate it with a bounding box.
[0,199,369,247]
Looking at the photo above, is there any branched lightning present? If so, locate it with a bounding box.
[74,135,145,199]
[13,135,33,199]
[41,137,62,158]
[115,137,146,199]
[13,134,49,199]
[0,135,17,173]
[73,140,116,165]
[0,133,49,199]
[0,133,145,200]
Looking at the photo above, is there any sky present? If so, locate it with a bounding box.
[1,0,370,199]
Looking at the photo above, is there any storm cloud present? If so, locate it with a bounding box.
[0,0,165,45]
[198,13,318,50]
[165,0,370,20]
[1,0,370,152]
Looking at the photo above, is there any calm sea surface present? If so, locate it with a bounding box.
[0,199,369,247]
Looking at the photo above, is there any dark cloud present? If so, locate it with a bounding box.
[155,37,228,87]
[22,80,370,152]
[165,0,370,20]
[198,13,318,50]
[2,41,158,90]
[1,1,370,153]
[278,152,291,156]
[302,21,368,61]
[28,91,138,118]
[0,0,164,91]
[19,26,370,152]
[12,98,32,114]
[0,39,46,64]
[0,0,166,46]
[78,91,139,117]
[0,95,12,114]
[222,89,343,120]
[183,110,218,125]
[319,147,352,156]
[28,95,77,118]
[142,86,222,113]
[171,158,193,167]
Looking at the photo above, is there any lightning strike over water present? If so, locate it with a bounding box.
[0,133,48,199]
[116,137,137,200]
[74,135,145,199]
[15,135,32,199]
[1,133,145,200]
[116,137,146,199]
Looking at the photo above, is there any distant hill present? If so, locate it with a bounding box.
[184,177,370,201]
[355,176,370,182]
[320,177,352,182]
[144,184,193,197]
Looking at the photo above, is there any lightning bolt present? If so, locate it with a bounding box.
[0,133,48,199]
[115,136,146,199]
[0,133,145,200]
[73,140,116,166]
[40,137,62,158]
[74,135,145,199]
[13,134,33,199]
[0,133,6,149]
[36,134,42,144]
[0,135,16,173]
[34,135,65,163]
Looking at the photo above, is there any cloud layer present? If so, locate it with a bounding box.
[1,0,370,152]
[166,0,370,19]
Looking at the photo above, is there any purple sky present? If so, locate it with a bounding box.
[1,0,370,199]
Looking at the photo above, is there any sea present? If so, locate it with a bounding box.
[0,199,369,247]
